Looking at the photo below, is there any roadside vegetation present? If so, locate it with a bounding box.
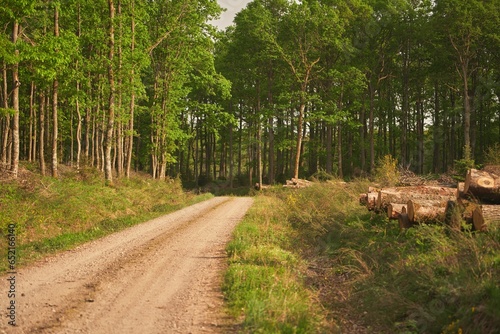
[223,194,324,333]
[0,163,211,272]
[224,179,500,333]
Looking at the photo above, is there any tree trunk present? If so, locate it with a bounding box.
[416,95,424,174]
[267,68,275,184]
[1,61,11,170]
[126,0,135,179]
[52,80,58,177]
[229,122,234,188]
[11,21,20,178]
[338,123,343,179]
[462,62,471,157]
[116,0,123,178]
[268,116,274,184]
[39,92,46,176]
[29,82,35,162]
[368,82,375,173]
[293,100,305,179]
[105,0,116,184]
[257,121,263,190]
[359,103,366,172]
[401,39,410,168]
[326,124,333,174]
[52,6,59,177]
[433,81,441,173]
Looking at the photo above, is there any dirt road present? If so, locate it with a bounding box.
[1,196,253,334]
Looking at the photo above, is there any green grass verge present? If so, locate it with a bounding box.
[223,192,324,333]
[0,166,212,272]
[224,180,500,333]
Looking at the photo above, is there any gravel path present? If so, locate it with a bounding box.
[1,196,253,333]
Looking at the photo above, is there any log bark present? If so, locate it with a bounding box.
[464,169,500,203]
[472,205,500,231]
[387,203,407,220]
[406,199,446,224]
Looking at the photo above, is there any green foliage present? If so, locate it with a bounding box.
[453,145,476,181]
[0,107,16,116]
[484,143,500,165]
[310,168,337,182]
[374,154,400,187]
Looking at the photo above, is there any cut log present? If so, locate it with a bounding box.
[406,199,446,224]
[387,203,407,220]
[380,186,458,197]
[444,200,462,230]
[472,205,500,231]
[483,165,500,175]
[366,192,378,211]
[398,213,412,229]
[359,193,368,206]
[376,186,457,212]
[464,169,500,203]
[457,182,465,199]
[284,178,313,189]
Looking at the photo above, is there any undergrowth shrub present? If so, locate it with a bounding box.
[484,143,500,165]
[453,145,476,181]
[276,181,500,334]
[374,154,400,187]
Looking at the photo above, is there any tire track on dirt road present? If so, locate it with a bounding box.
[1,196,253,334]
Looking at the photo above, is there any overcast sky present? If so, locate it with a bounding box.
[214,0,252,29]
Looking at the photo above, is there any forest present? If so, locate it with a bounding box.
[1,0,499,186]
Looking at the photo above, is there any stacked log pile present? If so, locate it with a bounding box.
[359,167,500,231]
[283,178,313,189]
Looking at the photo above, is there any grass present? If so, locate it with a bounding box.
[224,180,500,333]
[223,192,324,333]
[0,164,212,272]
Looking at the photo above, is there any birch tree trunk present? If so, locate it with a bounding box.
[39,92,46,176]
[125,0,135,178]
[104,0,116,184]
[52,6,59,177]
[1,62,11,170]
[11,21,20,179]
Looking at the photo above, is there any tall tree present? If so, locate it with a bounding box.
[104,0,116,184]
[51,2,59,177]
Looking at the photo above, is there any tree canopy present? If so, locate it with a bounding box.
[1,0,499,184]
